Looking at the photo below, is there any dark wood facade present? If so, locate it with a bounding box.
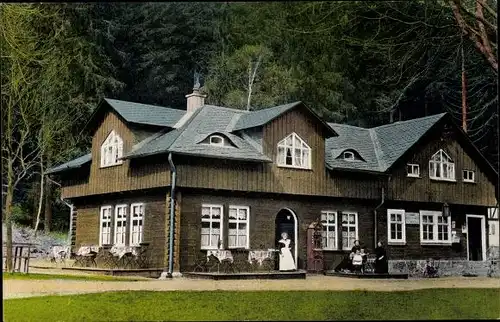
[388,127,496,206]
[73,190,168,268]
[178,189,378,271]
[57,103,497,272]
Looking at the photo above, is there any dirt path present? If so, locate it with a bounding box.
[4,275,500,300]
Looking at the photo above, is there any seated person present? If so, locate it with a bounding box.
[351,249,363,273]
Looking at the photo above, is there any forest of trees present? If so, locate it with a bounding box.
[1,1,497,244]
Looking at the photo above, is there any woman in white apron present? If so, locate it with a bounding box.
[278,232,296,271]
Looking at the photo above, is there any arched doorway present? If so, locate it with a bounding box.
[275,208,298,268]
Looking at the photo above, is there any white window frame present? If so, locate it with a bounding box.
[387,209,406,244]
[100,130,124,168]
[407,164,420,177]
[277,132,312,170]
[129,203,145,246]
[343,151,355,161]
[463,170,475,183]
[341,212,358,250]
[228,205,250,249]
[320,211,338,250]
[200,204,224,250]
[209,135,225,147]
[114,204,128,246]
[99,205,113,246]
[429,149,455,181]
[419,210,452,245]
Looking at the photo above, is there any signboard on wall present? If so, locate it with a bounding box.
[405,212,420,225]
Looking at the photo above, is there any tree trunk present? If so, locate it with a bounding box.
[44,180,52,233]
[5,163,15,272]
[34,160,44,235]
[31,179,39,229]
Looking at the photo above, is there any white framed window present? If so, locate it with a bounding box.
[209,135,225,146]
[201,204,223,249]
[277,132,311,169]
[114,204,128,246]
[228,206,249,249]
[320,211,338,250]
[429,149,455,181]
[343,151,355,161]
[99,206,113,246]
[407,164,420,177]
[387,209,406,244]
[341,212,358,250]
[100,130,124,168]
[420,210,451,244]
[463,170,475,183]
[130,203,144,246]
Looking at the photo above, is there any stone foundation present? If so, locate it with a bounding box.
[389,259,500,278]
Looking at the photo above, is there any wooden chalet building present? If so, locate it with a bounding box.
[48,87,498,275]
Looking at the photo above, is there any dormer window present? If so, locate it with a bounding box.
[336,149,364,162]
[277,132,311,169]
[100,130,123,168]
[209,135,224,146]
[429,149,455,181]
[343,151,355,161]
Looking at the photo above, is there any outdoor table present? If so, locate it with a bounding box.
[74,245,99,267]
[248,250,275,266]
[110,245,139,268]
[206,250,233,273]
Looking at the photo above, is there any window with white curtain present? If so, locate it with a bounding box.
[130,203,144,246]
[114,205,128,246]
[321,211,337,250]
[201,204,223,249]
[341,212,358,250]
[99,206,112,246]
[277,132,311,169]
[387,209,406,243]
[228,206,249,249]
[429,149,455,181]
[100,130,124,168]
[420,210,451,244]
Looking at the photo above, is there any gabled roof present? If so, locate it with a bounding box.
[123,105,272,163]
[46,153,92,174]
[84,98,186,132]
[231,101,337,137]
[326,113,447,172]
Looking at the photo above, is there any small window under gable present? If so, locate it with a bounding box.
[429,149,455,181]
[277,132,311,169]
[336,149,364,162]
[199,133,236,148]
[343,151,355,161]
[209,135,224,146]
[100,130,123,168]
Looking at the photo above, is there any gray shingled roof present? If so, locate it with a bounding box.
[46,153,92,174]
[326,113,447,172]
[104,98,186,128]
[124,105,272,162]
[232,102,300,131]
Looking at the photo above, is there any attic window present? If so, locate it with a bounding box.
[209,135,224,146]
[277,132,311,169]
[343,151,355,161]
[100,130,123,168]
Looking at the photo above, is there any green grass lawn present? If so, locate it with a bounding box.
[2,272,143,282]
[4,289,500,321]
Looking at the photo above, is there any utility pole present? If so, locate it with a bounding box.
[461,34,467,132]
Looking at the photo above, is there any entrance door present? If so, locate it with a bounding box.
[275,209,298,268]
[467,215,486,261]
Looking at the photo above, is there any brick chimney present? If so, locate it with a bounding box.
[185,87,206,113]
